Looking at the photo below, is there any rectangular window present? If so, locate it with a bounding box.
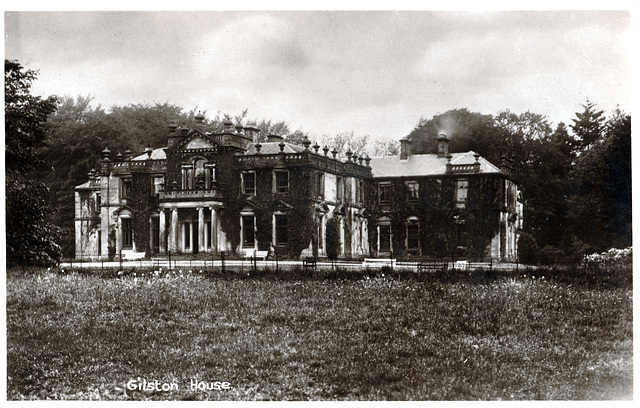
[317,172,324,199]
[456,179,468,208]
[337,177,343,203]
[379,225,391,252]
[407,181,419,203]
[242,215,255,248]
[274,171,289,193]
[122,218,133,248]
[184,222,191,249]
[407,222,420,251]
[152,176,164,195]
[379,183,391,204]
[95,193,101,212]
[206,164,216,187]
[242,172,256,195]
[182,166,193,190]
[123,179,132,199]
[275,214,288,245]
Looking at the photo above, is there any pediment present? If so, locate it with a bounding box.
[272,199,294,211]
[184,136,215,150]
[113,204,135,216]
[177,131,220,150]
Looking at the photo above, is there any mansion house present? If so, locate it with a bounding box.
[75,113,521,261]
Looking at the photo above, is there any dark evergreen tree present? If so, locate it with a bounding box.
[567,108,631,252]
[325,216,341,263]
[570,99,606,150]
[5,60,61,266]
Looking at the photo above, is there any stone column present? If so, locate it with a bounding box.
[198,207,205,253]
[116,216,122,256]
[210,206,217,252]
[159,209,166,254]
[169,208,178,252]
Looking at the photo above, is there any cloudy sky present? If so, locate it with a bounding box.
[4,9,631,142]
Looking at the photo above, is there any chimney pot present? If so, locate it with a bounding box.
[400,137,412,160]
[437,134,449,158]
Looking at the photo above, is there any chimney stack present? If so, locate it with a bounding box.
[437,134,449,158]
[400,137,412,160]
[243,126,261,143]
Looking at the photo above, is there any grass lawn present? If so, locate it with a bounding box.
[6,267,633,400]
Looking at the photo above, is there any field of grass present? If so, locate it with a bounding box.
[6,266,632,400]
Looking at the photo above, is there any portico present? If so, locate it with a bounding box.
[157,201,224,254]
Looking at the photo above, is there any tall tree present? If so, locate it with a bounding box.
[567,109,631,252]
[571,99,606,150]
[407,109,498,158]
[40,97,193,256]
[5,60,61,266]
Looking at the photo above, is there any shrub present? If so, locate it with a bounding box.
[517,232,539,265]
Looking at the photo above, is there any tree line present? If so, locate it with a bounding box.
[5,60,631,265]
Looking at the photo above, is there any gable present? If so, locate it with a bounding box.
[184,136,216,150]
[175,130,221,151]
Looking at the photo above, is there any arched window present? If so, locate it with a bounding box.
[182,159,216,190]
[406,217,421,255]
[194,159,205,186]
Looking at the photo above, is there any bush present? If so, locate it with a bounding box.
[517,232,539,265]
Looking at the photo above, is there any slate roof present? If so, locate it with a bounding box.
[132,148,167,161]
[369,151,502,178]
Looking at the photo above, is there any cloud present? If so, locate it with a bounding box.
[10,11,630,143]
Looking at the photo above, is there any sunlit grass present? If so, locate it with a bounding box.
[6,267,632,400]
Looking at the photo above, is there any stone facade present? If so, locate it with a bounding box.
[75,115,370,260]
[367,137,522,261]
[75,116,522,261]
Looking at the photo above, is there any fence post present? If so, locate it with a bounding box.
[221,251,225,274]
[119,249,122,270]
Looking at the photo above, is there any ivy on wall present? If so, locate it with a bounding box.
[129,171,157,256]
[367,174,504,259]
[221,161,316,259]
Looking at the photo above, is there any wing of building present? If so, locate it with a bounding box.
[75,115,522,262]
